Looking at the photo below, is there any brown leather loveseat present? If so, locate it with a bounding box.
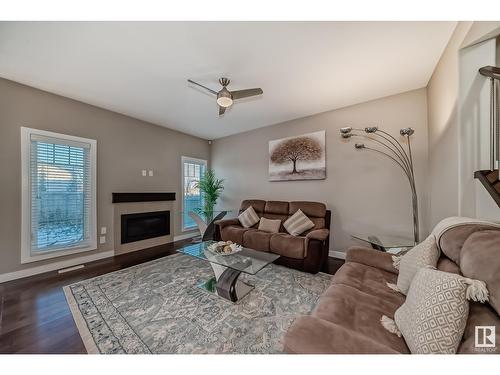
[214,200,331,273]
[284,222,500,353]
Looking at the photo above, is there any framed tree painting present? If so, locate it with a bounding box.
[269,130,326,181]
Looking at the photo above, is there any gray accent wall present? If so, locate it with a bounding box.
[211,88,429,253]
[0,78,210,274]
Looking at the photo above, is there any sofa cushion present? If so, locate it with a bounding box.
[458,302,500,354]
[437,256,461,275]
[264,201,289,215]
[238,206,260,228]
[395,234,440,295]
[290,201,326,230]
[460,230,500,315]
[284,316,401,354]
[242,229,272,252]
[439,224,498,265]
[345,247,398,275]
[257,217,281,233]
[393,268,470,354]
[240,199,266,214]
[313,284,409,354]
[270,233,306,259]
[289,201,326,218]
[260,213,286,231]
[220,225,249,244]
[331,262,403,305]
[283,209,315,236]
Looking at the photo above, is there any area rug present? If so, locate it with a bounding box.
[63,253,331,354]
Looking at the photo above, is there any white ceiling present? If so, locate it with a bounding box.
[0,22,457,139]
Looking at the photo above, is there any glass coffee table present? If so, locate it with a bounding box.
[178,241,280,303]
[351,233,415,254]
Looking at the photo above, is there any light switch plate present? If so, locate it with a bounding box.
[100,227,107,235]
[142,170,147,176]
[99,236,106,244]
[148,170,154,176]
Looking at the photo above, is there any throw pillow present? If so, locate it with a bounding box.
[283,209,315,236]
[381,268,489,354]
[388,234,440,295]
[258,217,281,233]
[238,206,260,228]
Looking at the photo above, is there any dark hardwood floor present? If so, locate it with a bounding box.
[0,240,344,354]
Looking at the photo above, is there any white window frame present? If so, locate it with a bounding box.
[21,127,97,264]
[181,156,207,232]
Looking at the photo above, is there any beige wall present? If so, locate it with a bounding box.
[461,22,500,49]
[0,78,210,274]
[426,22,472,227]
[212,89,428,253]
[427,22,500,227]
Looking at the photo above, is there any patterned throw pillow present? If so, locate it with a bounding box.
[258,217,281,233]
[391,235,440,295]
[393,268,471,354]
[238,206,260,228]
[283,209,315,236]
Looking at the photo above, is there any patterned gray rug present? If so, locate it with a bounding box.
[64,253,331,354]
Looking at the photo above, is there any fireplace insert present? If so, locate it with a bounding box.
[121,211,170,244]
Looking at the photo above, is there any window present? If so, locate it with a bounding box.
[181,156,207,231]
[21,127,97,263]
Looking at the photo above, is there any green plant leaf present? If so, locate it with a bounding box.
[195,169,224,218]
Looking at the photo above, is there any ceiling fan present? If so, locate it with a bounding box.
[187,77,263,115]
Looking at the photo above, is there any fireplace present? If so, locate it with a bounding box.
[121,210,170,244]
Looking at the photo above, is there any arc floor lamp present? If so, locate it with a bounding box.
[340,126,419,244]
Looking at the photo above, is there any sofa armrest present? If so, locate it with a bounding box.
[284,316,400,354]
[305,228,329,242]
[214,218,240,230]
[345,247,398,274]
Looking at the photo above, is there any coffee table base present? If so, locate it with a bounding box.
[197,267,254,303]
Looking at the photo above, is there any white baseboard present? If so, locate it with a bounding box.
[174,231,200,242]
[329,250,346,260]
[0,250,114,283]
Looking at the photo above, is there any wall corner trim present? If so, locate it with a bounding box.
[0,250,115,283]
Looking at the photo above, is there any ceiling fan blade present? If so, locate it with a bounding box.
[219,105,226,116]
[231,88,263,100]
[187,79,218,95]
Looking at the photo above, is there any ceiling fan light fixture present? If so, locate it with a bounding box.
[216,96,233,108]
[217,89,233,108]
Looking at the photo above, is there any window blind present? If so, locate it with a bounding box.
[182,158,206,230]
[29,134,93,254]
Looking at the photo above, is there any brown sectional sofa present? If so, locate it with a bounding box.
[284,223,500,354]
[214,200,330,273]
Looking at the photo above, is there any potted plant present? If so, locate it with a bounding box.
[195,169,224,222]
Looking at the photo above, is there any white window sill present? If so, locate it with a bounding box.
[181,226,198,233]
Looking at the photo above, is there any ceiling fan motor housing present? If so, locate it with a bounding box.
[219,77,230,87]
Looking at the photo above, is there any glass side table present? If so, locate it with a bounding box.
[351,233,416,255]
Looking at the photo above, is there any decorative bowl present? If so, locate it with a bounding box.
[207,241,243,256]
